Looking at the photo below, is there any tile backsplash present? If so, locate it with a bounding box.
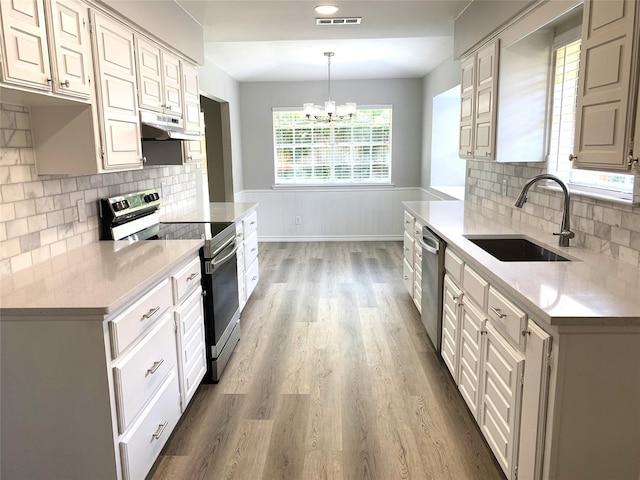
[466,159,640,267]
[0,103,198,277]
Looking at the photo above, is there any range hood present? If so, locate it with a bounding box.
[140,110,200,141]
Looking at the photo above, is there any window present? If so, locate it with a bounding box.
[548,32,634,199]
[273,106,392,185]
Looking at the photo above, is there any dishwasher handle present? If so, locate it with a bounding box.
[418,232,440,255]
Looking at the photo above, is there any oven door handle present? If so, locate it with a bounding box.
[211,241,238,270]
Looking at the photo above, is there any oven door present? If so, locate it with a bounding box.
[203,235,240,357]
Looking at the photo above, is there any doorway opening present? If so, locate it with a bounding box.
[200,95,234,203]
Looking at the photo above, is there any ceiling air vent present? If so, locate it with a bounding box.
[316,17,362,25]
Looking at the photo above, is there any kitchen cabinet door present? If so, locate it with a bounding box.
[48,0,91,99]
[572,0,639,171]
[91,11,142,171]
[479,321,524,480]
[0,0,51,90]
[473,41,499,159]
[458,298,486,419]
[182,62,201,133]
[441,274,462,381]
[162,51,182,114]
[135,36,163,111]
[517,320,552,480]
[459,55,475,158]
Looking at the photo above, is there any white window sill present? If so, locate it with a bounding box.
[540,183,636,206]
[272,183,396,190]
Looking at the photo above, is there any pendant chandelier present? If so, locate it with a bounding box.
[303,52,356,122]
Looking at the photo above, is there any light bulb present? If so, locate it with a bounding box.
[314,4,339,15]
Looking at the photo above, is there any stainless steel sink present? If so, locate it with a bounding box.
[464,235,572,262]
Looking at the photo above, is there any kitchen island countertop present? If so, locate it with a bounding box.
[404,200,640,326]
[0,239,204,317]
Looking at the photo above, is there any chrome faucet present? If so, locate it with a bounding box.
[514,174,575,247]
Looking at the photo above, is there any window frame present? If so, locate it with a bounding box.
[272,105,393,187]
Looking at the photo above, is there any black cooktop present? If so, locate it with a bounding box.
[157,221,233,241]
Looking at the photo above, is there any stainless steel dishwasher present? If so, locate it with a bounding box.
[419,226,445,352]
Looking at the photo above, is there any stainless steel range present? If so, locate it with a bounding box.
[99,189,240,383]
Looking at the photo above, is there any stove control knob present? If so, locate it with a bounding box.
[121,200,130,209]
[143,195,150,203]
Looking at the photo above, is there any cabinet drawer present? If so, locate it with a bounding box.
[445,248,464,284]
[462,265,489,311]
[113,315,177,433]
[119,371,181,480]
[243,210,258,238]
[172,255,202,304]
[403,210,415,233]
[487,286,527,348]
[458,300,486,418]
[403,231,414,263]
[413,281,422,313]
[246,258,260,299]
[109,279,173,357]
[244,231,258,270]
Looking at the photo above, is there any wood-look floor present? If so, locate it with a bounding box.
[148,242,505,480]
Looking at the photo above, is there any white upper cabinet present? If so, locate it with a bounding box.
[47,0,91,98]
[459,56,475,158]
[91,11,142,171]
[182,62,201,133]
[0,0,51,90]
[572,0,640,171]
[458,41,499,160]
[135,36,182,116]
[0,0,91,99]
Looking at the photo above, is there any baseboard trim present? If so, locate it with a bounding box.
[258,235,403,242]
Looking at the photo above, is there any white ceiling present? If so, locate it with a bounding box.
[174,1,472,82]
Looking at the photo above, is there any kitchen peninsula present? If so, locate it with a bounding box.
[404,200,640,480]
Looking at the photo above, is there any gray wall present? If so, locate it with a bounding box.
[420,58,461,189]
[239,78,424,190]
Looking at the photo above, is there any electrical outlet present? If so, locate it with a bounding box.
[502,178,508,196]
[77,199,86,222]
[295,216,302,225]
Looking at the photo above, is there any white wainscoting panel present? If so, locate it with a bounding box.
[235,187,445,241]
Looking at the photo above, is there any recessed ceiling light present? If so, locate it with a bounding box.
[315,4,339,15]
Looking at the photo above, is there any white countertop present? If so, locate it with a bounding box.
[0,239,203,317]
[160,202,258,224]
[403,200,640,326]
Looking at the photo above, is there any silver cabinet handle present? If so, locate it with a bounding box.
[490,306,506,318]
[466,150,472,155]
[186,272,198,281]
[152,421,169,440]
[61,79,70,87]
[146,359,164,375]
[252,275,258,281]
[141,306,160,320]
[251,247,257,252]
[250,221,256,225]
[568,154,577,162]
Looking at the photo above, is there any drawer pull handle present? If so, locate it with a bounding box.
[152,421,169,440]
[187,272,198,281]
[522,330,531,337]
[147,359,164,375]
[141,306,160,321]
[251,247,257,252]
[250,221,256,225]
[490,306,506,318]
[252,276,258,281]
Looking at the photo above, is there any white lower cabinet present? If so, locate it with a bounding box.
[441,274,462,380]
[119,370,181,480]
[458,297,486,420]
[479,321,525,479]
[174,285,206,409]
[236,208,259,311]
[441,246,551,480]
